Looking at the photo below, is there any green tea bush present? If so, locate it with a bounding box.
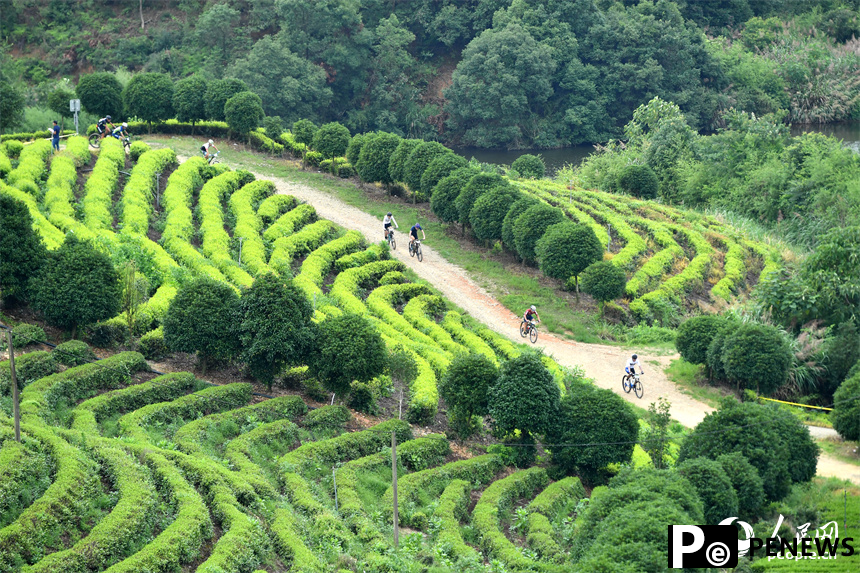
[310,313,387,396]
[2,140,24,159]
[303,404,352,430]
[0,351,58,394]
[618,164,659,199]
[53,339,96,366]
[291,119,318,146]
[129,141,151,162]
[833,371,860,441]
[138,326,168,360]
[347,381,376,414]
[6,323,47,349]
[439,353,498,436]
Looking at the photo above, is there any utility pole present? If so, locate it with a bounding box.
[392,430,399,548]
[5,330,20,442]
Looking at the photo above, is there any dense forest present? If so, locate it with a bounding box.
[1,0,859,148]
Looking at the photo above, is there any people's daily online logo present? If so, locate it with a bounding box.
[669,516,854,568]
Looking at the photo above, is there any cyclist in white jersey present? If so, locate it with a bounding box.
[625,354,643,377]
[383,212,398,241]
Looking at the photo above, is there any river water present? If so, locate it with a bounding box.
[452,121,860,176]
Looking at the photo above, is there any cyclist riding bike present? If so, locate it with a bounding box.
[625,354,643,379]
[201,139,219,160]
[96,115,115,139]
[523,305,540,330]
[111,122,130,139]
[409,223,425,248]
[383,212,398,242]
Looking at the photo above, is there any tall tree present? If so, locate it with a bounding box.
[173,75,208,127]
[123,73,175,129]
[76,73,123,119]
[310,313,387,397]
[0,194,46,304]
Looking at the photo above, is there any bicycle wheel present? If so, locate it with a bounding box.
[519,322,528,338]
[88,133,101,149]
[416,245,423,262]
[390,236,396,250]
[409,243,415,257]
[622,375,631,393]
[634,379,643,398]
[529,326,538,343]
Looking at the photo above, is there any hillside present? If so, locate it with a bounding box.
[3,0,860,148]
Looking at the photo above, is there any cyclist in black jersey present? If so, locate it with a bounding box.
[96,115,114,139]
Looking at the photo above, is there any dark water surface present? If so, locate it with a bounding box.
[452,121,860,176]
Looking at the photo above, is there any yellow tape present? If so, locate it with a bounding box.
[759,397,833,412]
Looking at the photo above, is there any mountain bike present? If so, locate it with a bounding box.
[622,371,644,398]
[386,228,396,250]
[206,151,220,165]
[520,319,539,343]
[408,239,423,262]
[88,131,131,151]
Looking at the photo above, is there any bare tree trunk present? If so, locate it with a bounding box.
[140,0,145,29]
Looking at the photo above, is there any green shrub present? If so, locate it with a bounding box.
[512,202,566,264]
[345,133,368,166]
[706,328,731,381]
[29,236,121,337]
[2,140,24,159]
[378,271,406,285]
[346,381,376,415]
[257,194,297,226]
[428,168,476,226]
[420,153,467,198]
[0,351,58,394]
[124,73,175,127]
[3,323,47,349]
[225,91,265,136]
[311,122,351,159]
[618,164,659,199]
[163,277,240,373]
[676,315,732,365]
[469,186,520,243]
[677,457,739,525]
[548,381,639,484]
[54,340,96,366]
[128,141,151,162]
[501,195,539,251]
[304,150,323,167]
[722,323,792,395]
[679,399,818,502]
[511,154,546,178]
[833,371,860,440]
[173,74,208,125]
[439,353,498,437]
[303,404,352,430]
[580,260,627,310]
[1,191,47,303]
[716,452,765,520]
[403,141,450,199]
[262,115,284,138]
[205,78,248,121]
[138,326,167,360]
[387,138,422,183]
[536,222,603,286]
[292,119,318,146]
[356,132,402,185]
[455,172,508,227]
[310,313,387,397]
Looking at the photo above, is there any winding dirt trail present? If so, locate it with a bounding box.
[252,169,859,485]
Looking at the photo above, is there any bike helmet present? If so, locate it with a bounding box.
[106,115,112,121]
[632,354,638,360]
[209,139,214,145]
[530,305,536,312]
[414,223,422,230]
[122,122,128,128]
[387,212,392,216]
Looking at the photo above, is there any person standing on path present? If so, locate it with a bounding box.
[50,120,60,153]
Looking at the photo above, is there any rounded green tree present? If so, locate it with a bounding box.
[706,329,731,382]
[489,352,560,465]
[310,313,387,397]
[440,353,499,437]
[163,277,240,373]
[29,236,120,338]
[311,122,351,159]
[455,172,508,227]
[420,153,467,199]
[225,91,265,140]
[716,452,765,520]
[0,80,25,129]
[123,73,175,129]
[173,75,208,127]
[0,194,46,304]
[512,203,566,264]
[580,260,626,312]
[387,139,422,183]
[469,186,520,243]
[76,72,123,119]
[430,168,479,224]
[677,457,739,525]
[511,154,546,179]
[292,119,318,146]
[345,133,368,166]
[547,382,639,484]
[47,88,75,120]
[618,164,659,199]
[501,195,539,251]
[236,274,316,389]
[676,315,731,366]
[403,141,450,201]
[833,371,860,441]
[722,323,792,395]
[535,222,603,290]
[262,116,284,138]
[204,78,247,121]
[357,132,402,186]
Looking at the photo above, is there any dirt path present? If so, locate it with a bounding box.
[251,169,858,485]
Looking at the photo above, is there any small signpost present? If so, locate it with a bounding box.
[70,99,81,134]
